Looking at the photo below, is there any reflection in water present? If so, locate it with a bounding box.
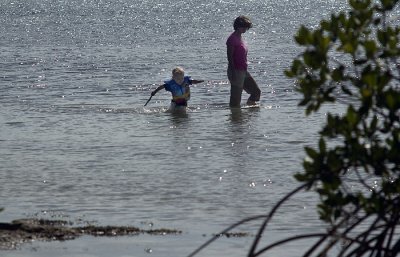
[229,106,260,124]
[168,110,189,125]
[229,108,244,124]
[226,107,261,174]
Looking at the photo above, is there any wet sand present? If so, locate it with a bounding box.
[0,218,181,250]
[1,218,251,252]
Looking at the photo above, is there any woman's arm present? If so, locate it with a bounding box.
[227,44,235,70]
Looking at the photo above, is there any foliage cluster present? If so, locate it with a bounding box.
[285,0,400,255]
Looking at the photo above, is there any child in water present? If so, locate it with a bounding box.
[150,67,204,112]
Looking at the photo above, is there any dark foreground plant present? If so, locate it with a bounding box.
[188,0,400,256]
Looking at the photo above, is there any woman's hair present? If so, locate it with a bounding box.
[233,15,253,30]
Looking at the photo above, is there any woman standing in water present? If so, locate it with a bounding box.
[226,16,261,108]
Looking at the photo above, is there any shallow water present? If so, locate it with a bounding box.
[2,0,394,256]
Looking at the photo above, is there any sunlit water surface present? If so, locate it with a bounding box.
[2,0,397,256]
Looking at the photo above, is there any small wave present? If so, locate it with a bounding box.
[50,101,273,115]
[5,121,26,127]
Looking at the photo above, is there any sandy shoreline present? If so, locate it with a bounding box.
[0,218,182,250]
[1,218,252,253]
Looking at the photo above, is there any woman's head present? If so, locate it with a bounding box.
[233,16,252,31]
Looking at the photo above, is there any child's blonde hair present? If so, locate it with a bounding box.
[172,67,184,78]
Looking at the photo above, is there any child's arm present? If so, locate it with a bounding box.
[191,79,204,84]
[151,84,165,96]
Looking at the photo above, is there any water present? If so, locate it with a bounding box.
[0,0,361,256]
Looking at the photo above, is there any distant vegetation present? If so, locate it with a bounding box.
[188,0,400,256]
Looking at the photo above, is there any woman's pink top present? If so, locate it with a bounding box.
[226,32,248,70]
